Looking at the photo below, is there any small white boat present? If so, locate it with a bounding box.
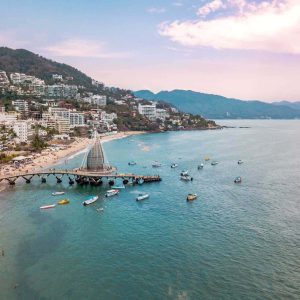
[211,161,219,166]
[198,163,204,170]
[52,191,65,196]
[171,163,178,168]
[152,161,162,167]
[111,185,125,189]
[136,193,150,201]
[96,208,104,212]
[234,176,242,183]
[40,204,56,209]
[105,189,119,197]
[83,196,99,206]
[128,161,136,166]
[180,170,189,176]
[180,175,193,181]
[238,160,243,165]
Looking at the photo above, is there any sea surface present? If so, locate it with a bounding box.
[0,120,299,300]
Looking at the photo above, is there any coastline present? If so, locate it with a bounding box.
[0,131,145,193]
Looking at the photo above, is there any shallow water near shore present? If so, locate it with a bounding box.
[0,120,300,299]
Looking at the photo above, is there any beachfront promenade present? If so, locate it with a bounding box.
[0,169,162,186]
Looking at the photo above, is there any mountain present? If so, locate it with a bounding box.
[272,101,300,110]
[134,90,300,119]
[0,47,95,88]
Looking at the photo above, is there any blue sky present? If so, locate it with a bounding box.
[1,0,300,101]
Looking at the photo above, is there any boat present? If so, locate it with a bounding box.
[96,208,104,212]
[198,163,204,170]
[105,189,119,197]
[152,161,162,167]
[40,204,56,209]
[83,196,99,206]
[180,170,189,176]
[234,176,242,183]
[58,199,70,205]
[52,191,65,196]
[128,161,136,166]
[187,193,198,201]
[171,163,178,168]
[136,193,150,201]
[111,185,125,189]
[238,160,243,164]
[204,157,210,161]
[180,175,193,181]
[211,161,219,166]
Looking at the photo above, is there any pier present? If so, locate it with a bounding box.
[0,170,162,186]
[0,134,162,186]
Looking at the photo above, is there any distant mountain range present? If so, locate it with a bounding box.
[134,90,300,119]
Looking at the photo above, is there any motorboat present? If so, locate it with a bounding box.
[128,161,136,166]
[111,185,125,189]
[198,163,204,170]
[52,191,65,196]
[211,161,219,166]
[105,189,119,197]
[40,204,56,209]
[186,193,198,201]
[234,176,242,183]
[83,196,99,206]
[136,193,150,201]
[180,170,189,176]
[180,175,193,181]
[238,160,243,165]
[57,199,70,205]
[152,161,162,167]
[171,163,178,168]
[96,208,104,212]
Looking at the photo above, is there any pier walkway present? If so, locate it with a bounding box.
[0,169,162,186]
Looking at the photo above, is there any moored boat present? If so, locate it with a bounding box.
[52,191,65,196]
[211,161,219,166]
[83,196,99,206]
[234,176,242,183]
[171,163,178,168]
[180,175,193,181]
[186,193,197,201]
[238,160,243,164]
[198,163,204,170]
[105,189,119,197]
[152,161,162,167]
[128,161,136,166]
[40,204,56,209]
[136,193,150,201]
[180,170,189,176]
[58,199,70,205]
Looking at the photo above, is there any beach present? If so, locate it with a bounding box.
[0,131,144,192]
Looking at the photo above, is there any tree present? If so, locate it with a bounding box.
[30,133,47,152]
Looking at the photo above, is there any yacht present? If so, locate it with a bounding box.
[152,161,162,167]
[238,160,243,165]
[105,189,119,197]
[198,163,204,170]
[128,161,136,166]
[83,196,99,206]
[234,176,242,183]
[52,191,65,196]
[186,193,197,201]
[180,170,189,176]
[136,193,150,201]
[171,163,178,168]
[211,161,219,166]
[180,175,193,181]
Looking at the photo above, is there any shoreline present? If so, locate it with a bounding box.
[0,131,145,193]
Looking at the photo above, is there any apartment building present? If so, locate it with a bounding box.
[12,100,29,114]
[138,103,157,121]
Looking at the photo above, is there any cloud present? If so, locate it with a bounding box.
[147,7,166,14]
[197,0,225,16]
[159,0,300,54]
[45,39,131,58]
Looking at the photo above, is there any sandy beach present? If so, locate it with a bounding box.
[0,131,144,192]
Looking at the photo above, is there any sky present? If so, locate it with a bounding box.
[1,0,300,102]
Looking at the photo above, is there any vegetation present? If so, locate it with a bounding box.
[0,153,18,164]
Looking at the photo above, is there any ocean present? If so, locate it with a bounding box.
[0,120,299,299]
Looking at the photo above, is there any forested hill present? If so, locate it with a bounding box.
[0,47,94,88]
[134,90,300,119]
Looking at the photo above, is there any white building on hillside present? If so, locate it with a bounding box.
[13,121,32,143]
[138,103,157,121]
[49,108,85,128]
[83,95,107,106]
[12,100,29,114]
[156,109,169,121]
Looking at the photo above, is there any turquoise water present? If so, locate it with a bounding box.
[0,120,299,299]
